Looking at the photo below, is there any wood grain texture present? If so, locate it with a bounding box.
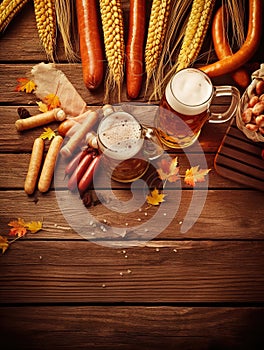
[0,189,263,240]
[0,306,263,350]
[0,0,264,349]
[0,240,264,303]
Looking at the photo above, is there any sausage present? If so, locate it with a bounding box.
[76,0,104,89]
[38,135,64,193]
[60,110,99,158]
[67,152,94,191]
[201,0,262,77]
[65,149,88,176]
[15,108,66,131]
[78,155,101,193]
[211,5,250,88]
[24,138,45,195]
[126,0,146,99]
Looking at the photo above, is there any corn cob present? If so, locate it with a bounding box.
[33,0,56,61]
[176,0,215,71]
[0,0,29,32]
[145,0,171,92]
[99,0,125,103]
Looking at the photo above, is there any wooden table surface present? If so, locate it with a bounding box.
[0,1,264,349]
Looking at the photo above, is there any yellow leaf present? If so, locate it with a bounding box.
[16,78,36,93]
[24,220,43,234]
[37,101,48,113]
[0,235,9,254]
[43,94,61,111]
[184,166,211,187]
[146,188,166,206]
[157,156,180,183]
[40,127,56,140]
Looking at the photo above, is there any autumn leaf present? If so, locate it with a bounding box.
[40,127,56,140]
[8,218,43,237]
[146,188,166,206]
[157,156,180,183]
[37,101,48,113]
[8,218,27,237]
[184,166,211,187]
[43,93,61,110]
[16,78,36,93]
[0,235,9,254]
[25,220,43,234]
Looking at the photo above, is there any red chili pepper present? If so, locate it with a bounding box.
[261,149,264,160]
[78,155,101,193]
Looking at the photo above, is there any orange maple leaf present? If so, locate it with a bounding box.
[15,78,36,93]
[8,218,27,237]
[157,156,180,183]
[43,93,61,111]
[184,166,211,187]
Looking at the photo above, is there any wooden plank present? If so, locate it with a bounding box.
[215,119,264,191]
[0,106,230,153]
[0,306,264,350]
[0,240,264,303]
[0,153,245,189]
[0,189,263,240]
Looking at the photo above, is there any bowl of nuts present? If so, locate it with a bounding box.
[236,64,264,142]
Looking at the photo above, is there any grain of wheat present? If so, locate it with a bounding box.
[145,0,171,93]
[176,0,215,71]
[0,0,29,32]
[99,0,125,103]
[33,0,56,61]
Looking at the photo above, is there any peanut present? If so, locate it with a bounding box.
[256,80,264,96]
[252,102,264,116]
[246,123,259,132]
[242,108,253,123]
[255,115,264,128]
[259,94,264,102]
[248,95,259,108]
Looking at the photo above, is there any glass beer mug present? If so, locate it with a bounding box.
[156,67,240,148]
[97,109,163,183]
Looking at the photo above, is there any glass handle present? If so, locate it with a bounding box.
[209,86,240,123]
[142,126,164,160]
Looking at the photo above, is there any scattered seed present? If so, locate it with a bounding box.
[125,223,129,226]
[127,269,132,274]
[124,255,128,258]
[156,248,160,252]
[39,256,42,260]
[120,272,123,276]
[179,221,183,225]
[137,218,141,222]
[144,212,148,216]
[173,249,177,253]
[102,284,106,288]
[122,250,126,254]
[144,228,149,232]
[163,213,167,216]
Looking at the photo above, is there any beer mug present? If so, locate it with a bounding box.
[156,67,240,148]
[97,109,163,183]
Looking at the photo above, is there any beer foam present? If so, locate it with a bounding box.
[98,112,143,160]
[166,68,213,115]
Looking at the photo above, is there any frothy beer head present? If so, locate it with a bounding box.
[166,68,213,115]
[98,111,143,160]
